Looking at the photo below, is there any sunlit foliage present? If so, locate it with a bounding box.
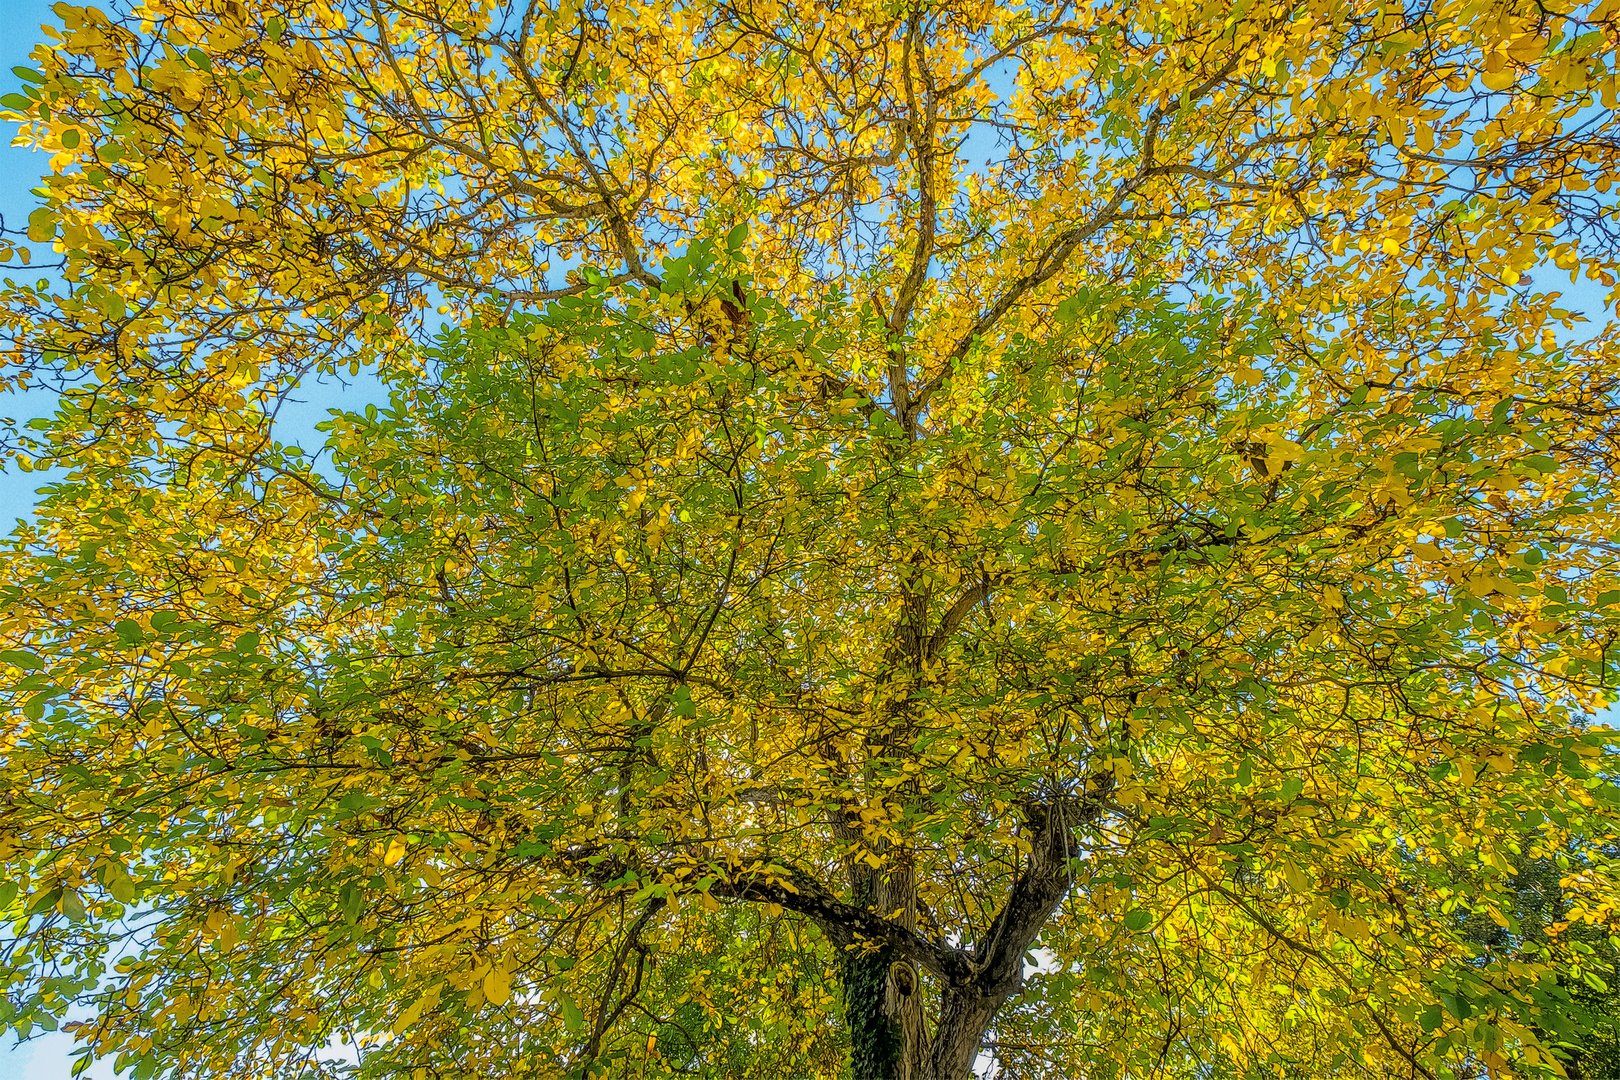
[2,1,1620,1077]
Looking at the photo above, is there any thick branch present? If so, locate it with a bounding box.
[925,573,997,660]
[889,16,939,343]
[909,175,1138,423]
[967,798,1082,995]
[709,863,973,983]
[913,54,1246,422]
[580,899,664,1069]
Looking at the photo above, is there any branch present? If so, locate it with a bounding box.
[967,797,1085,995]
[1190,867,1439,1080]
[910,173,1139,421]
[912,53,1246,421]
[580,898,664,1069]
[925,573,998,660]
[708,862,973,982]
[888,15,939,344]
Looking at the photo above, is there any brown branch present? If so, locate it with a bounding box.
[925,573,998,660]
[912,53,1247,422]
[887,14,938,346]
[580,898,664,1070]
[707,862,973,983]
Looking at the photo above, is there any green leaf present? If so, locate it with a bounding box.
[559,992,585,1032]
[26,206,56,243]
[0,649,42,670]
[1521,454,1557,475]
[26,887,61,916]
[107,870,136,905]
[339,882,365,925]
[1122,909,1153,932]
[59,888,86,922]
[671,684,696,718]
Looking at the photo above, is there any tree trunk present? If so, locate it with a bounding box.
[843,961,1002,1080]
[836,565,1047,1079]
[829,794,1085,1080]
[929,989,1001,1080]
[839,837,931,1078]
[842,941,905,1080]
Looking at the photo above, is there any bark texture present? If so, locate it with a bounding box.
[843,943,905,1080]
[826,787,1110,1080]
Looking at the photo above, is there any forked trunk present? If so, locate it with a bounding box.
[841,966,1000,1080]
[837,793,1095,1079]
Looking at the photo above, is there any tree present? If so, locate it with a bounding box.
[1,0,1619,1077]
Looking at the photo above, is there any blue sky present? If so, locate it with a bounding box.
[0,0,57,536]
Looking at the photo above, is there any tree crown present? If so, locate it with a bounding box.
[2,1,1619,1078]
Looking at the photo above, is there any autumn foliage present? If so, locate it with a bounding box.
[2,1,1620,1077]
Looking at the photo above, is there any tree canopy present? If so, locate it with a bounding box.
[2,1,1620,1078]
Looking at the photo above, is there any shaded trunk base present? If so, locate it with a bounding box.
[842,957,998,1080]
[842,947,904,1080]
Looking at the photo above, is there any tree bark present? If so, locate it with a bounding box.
[837,825,928,1079]
[830,559,1103,1079]
[838,787,1109,1079]
[842,939,905,1080]
[928,989,1001,1080]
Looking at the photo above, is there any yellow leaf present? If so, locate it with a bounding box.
[483,964,513,1006]
[395,984,442,1033]
[1281,862,1310,893]
[1480,63,1516,92]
